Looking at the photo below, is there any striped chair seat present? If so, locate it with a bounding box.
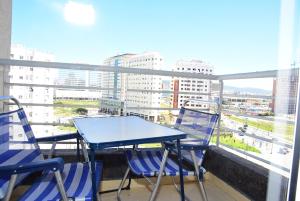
[126,150,194,177]
[0,149,42,199]
[19,161,103,201]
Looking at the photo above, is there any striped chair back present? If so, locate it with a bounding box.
[0,108,43,199]
[175,107,219,145]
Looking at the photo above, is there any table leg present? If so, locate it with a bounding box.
[149,149,169,201]
[90,148,98,201]
[177,139,185,201]
[76,138,80,161]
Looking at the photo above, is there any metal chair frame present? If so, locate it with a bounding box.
[117,99,220,201]
[0,96,93,201]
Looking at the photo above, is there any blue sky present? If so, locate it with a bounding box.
[12,0,299,78]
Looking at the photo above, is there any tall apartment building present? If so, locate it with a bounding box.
[101,52,164,121]
[102,53,135,100]
[9,44,55,138]
[126,52,164,122]
[171,60,213,109]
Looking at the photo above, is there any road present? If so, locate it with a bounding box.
[221,115,292,172]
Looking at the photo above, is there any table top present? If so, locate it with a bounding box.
[73,116,187,149]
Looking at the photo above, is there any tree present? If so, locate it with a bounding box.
[75,108,88,115]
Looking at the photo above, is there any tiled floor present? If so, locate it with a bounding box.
[101,174,250,201]
[12,173,250,201]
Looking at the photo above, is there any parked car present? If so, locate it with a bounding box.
[278,147,289,155]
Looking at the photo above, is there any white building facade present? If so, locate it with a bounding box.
[125,52,164,122]
[9,44,56,137]
[102,53,135,100]
[102,52,164,121]
[172,60,213,109]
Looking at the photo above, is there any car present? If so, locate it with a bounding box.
[278,147,289,155]
[238,127,246,133]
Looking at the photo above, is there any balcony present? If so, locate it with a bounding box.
[0,58,297,201]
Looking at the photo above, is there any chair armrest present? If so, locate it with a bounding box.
[0,157,64,176]
[36,133,80,142]
[180,143,209,150]
[164,140,209,150]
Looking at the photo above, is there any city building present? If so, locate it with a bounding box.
[271,68,299,114]
[171,60,213,109]
[101,52,164,121]
[125,52,164,122]
[102,53,135,100]
[8,44,55,137]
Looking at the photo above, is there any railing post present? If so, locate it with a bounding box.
[0,0,12,112]
[216,80,223,147]
[287,69,300,201]
[113,60,119,99]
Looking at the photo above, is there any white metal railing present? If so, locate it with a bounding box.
[0,59,296,174]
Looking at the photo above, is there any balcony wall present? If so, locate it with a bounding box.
[204,146,289,201]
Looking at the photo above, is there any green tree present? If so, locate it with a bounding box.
[75,108,88,115]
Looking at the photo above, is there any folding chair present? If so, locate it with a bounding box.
[0,96,103,201]
[117,100,219,201]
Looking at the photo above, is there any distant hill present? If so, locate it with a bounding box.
[224,85,272,95]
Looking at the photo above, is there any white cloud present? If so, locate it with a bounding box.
[63,1,95,26]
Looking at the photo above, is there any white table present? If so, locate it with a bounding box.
[73,116,187,201]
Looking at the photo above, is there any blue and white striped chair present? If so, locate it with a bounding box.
[0,96,103,201]
[117,106,219,201]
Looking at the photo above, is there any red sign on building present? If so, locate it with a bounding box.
[173,80,179,108]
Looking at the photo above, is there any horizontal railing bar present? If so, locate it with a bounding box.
[2,59,297,81]
[40,141,76,144]
[6,102,181,110]
[218,70,278,80]
[218,68,299,80]
[126,89,210,95]
[5,102,99,108]
[223,110,295,124]
[30,122,73,126]
[5,82,103,90]
[223,94,296,102]
[26,122,292,148]
[126,107,179,110]
[219,144,290,172]
[223,110,276,121]
[222,127,293,148]
[0,59,218,80]
[222,93,272,100]
[5,82,210,95]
